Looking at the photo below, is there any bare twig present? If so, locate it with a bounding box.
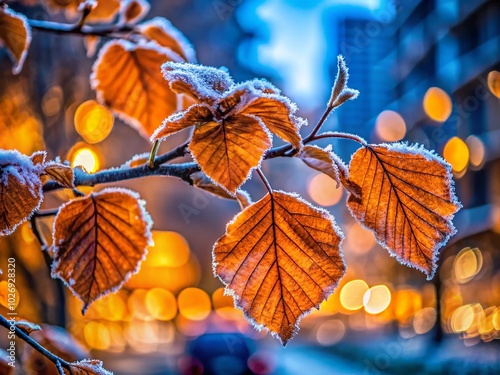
[28,19,134,38]
[43,162,199,193]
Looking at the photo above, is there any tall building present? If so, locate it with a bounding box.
[322,3,395,158]
[384,0,500,343]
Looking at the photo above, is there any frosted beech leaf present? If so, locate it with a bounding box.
[51,188,152,312]
[43,162,74,188]
[0,150,43,236]
[346,143,461,279]
[121,0,150,25]
[91,40,184,138]
[241,96,303,149]
[298,145,341,186]
[162,62,234,104]
[190,115,272,193]
[16,321,41,334]
[213,191,345,345]
[138,18,195,62]
[67,359,114,375]
[152,104,212,139]
[0,6,32,74]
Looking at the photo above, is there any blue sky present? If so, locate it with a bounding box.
[237,0,386,110]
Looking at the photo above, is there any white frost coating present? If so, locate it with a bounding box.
[247,78,281,95]
[212,190,346,345]
[138,16,196,63]
[150,103,213,142]
[346,142,461,280]
[0,7,32,75]
[0,149,43,235]
[70,359,114,375]
[161,61,235,103]
[90,39,184,139]
[50,187,153,313]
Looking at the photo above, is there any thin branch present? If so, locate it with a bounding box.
[311,131,367,145]
[256,169,273,194]
[28,18,134,38]
[0,315,71,372]
[43,162,199,193]
[34,209,59,218]
[305,106,335,142]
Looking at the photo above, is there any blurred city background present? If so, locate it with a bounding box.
[1,0,500,374]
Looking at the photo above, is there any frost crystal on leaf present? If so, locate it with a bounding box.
[0,149,44,236]
[346,143,461,279]
[153,63,306,192]
[51,187,153,312]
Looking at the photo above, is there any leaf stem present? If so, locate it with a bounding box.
[311,131,367,145]
[256,169,273,194]
[148,140,161,169]
[34,209,59,218]
[0,315,71,371]
[74,4,92,31]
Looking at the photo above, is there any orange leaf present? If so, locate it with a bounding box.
[51,188,152,312]
[214,191,345,345]
[43,162,74,188]
[298,145,341,186]
[138,17,195,62]
[0,6,31,74]
[162,62,234,104]
[66,359,113,375]
[346,144,461,279]
[121,0,150,25]
[241,96,304,149]
[190,115,272,193]
[91,40,183,138]
[0,150,43,236]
